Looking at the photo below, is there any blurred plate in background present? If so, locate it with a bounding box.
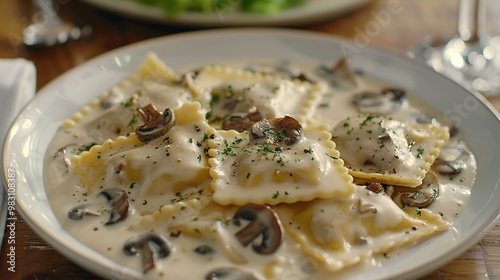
[81,0,372,26]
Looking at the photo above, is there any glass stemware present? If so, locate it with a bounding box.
[23,0,91,48]
[414,0,500,96]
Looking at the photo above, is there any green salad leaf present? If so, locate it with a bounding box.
[133,0,306,17]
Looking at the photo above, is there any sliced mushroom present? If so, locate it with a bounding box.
[123,232,172,273]
[276,61,315,83]
[365,182,384,193]
[135,104,175,143]
[432,142,471,176]
[396,171,439,208]
[317,57,359,90]
[249,116,303,146]
[99,188,129,225]
[68,205,101,220]
[205,267,259,280]
[54,144,79,169]
[434,160,467,176]
[232,204,283,255]
[54,142,96,169]
[352,87,406,115]
[222,111,264,132]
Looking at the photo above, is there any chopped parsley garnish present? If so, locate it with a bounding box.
[220,147,236,156]
[272,190,280,199]
[215,215,230,226]
[120,97,134,108]
[360,114,377,127]
[78,142,97,154]
[325,153,338,160]
[165,137,174,144]
[127,113,138,128]
[227,84,235,97]
[210,93,221,105]
[378,120,387,133]
[232,137,244,145]
[416,146,424,158]
[194,245,214,255]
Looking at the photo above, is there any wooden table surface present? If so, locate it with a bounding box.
[1,0,499,279]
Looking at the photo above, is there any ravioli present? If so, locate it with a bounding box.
[332,114,449,187]
[195,65,323,127]
[276,185,450,271]
[62,53,201,143]
[208,122,355,205]
[71,102,214,213]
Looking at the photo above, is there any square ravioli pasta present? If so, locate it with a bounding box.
[208,116,356,205]
[332,114,450,187]
[194,65,324,128]
[274,185,450,272]
[62,52,202,144]
[71,102,214,214]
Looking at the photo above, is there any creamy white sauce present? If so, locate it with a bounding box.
[43,58,477,280]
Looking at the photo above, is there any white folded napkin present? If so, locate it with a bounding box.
[0,58,36,250]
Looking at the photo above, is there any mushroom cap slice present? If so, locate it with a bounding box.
[123,232,172,273]
[205,267,260,280]
[249,116,303,146]
[352,87,406,115]
[135,104,176,143]
[67,205,101,220]
[398,171,439,208]
[54,142,96,169]
[232,204,283,255]
[99,188,129,225]
[222,111,264,132]
[317,57,359,90]
[432,142,471,176]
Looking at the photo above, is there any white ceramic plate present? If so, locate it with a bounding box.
[4,29,500,280]
[81,0,372,26]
